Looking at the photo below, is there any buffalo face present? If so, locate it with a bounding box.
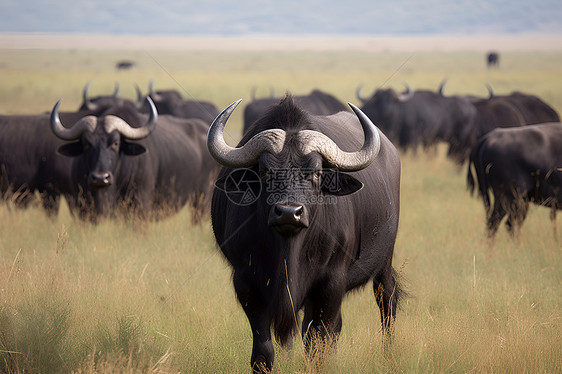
[259,153,362,237]
[50,98,157,218]
[209,97,377,238]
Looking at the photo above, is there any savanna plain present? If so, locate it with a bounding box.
[0,36,561,373]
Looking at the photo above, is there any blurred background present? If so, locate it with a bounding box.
[1,0,561,36]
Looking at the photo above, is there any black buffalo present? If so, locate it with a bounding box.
[467,122,562,238]
[51,97,216,221]
[0,113,78,215]
[491,91,560,124]
[0,98,126,216]
[116,60,135,70]
[449,90,560,163]
[487,52,499,68]
[147,80,219,124]
[208,96,402,371]
[242,89,349,134]
[78,81,147,114]
[357,84,477,154]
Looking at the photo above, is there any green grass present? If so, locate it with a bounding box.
[0,44,561,373]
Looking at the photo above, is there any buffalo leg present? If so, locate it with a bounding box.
[551,207,558,240]
[487,198,507,239]
[505,199,529,238]
[373,268,398,335]
[301,283,345,355]
[41,191,60,217]
[233,272,274,373]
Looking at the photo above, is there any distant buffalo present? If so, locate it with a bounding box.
[116,60,135,70]
[0,99,121,216]
[51,97,217,222]
[449,89,560,163]
[78,81,142,112]
[147,80,219,124]
[357,83,476,155]
[0,113,76,215]
[467,122,562,238]
[486,52,499,68]
[243,89,348,134]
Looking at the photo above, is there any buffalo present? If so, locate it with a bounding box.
[50,97,217,222]
[467,122,562,238]
[115,60,135,70]
[78,81,150,114]
[242,89,349,134]
[0,99,126,216]
[0,113,76,215]
[448,89,560,163]
[357,83,477,154]
[487,52,499,68]
[489,91,560,124]
[208,96,402,371]
[147,80,219,123]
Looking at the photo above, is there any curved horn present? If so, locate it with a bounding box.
[438,78,449,96]
[398,82,414,102]
[104,97,158,140]
[250,87,257,101]
[297,103,380,172]
[112,82,120,97]
[82,80,99,111]
[207,100,287,168]
[355,84,369,103]
[134,84,144,109]
[148,79,162,101]
[486,83,494,98]
[51,99,97,140]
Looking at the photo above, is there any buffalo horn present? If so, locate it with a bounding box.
[355,84,369,103]
[486,83,494,98]
[112,82,120,97]
[82,81,120,111]
[148,79,162,101]
[50,99,97,140]
[134,84,145,109]
[82,81,99,111]
[297,103,380,171]
[104,97,158,139]
[398,82,414,102]
[438,78,449,96]
[207,100,286,168]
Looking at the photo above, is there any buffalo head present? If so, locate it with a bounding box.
[208,96,380,237]
[50,97,157,217]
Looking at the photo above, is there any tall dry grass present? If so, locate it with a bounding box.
[0,43,560,372]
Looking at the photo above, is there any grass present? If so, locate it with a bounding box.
[0,41,561,372]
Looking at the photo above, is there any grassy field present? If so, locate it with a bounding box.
[0,39,561,373]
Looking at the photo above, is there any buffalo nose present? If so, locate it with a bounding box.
[274,204,303,221]
[89,171,112,187]
[268,203,309,235]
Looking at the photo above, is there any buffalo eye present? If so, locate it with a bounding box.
[306,169,322,185]
[82,140,92,152]
[109,140,120,151]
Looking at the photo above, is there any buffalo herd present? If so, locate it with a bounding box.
[1,76,561,371]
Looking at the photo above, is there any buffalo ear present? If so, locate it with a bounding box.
[121,141,146,156]
[321,170,363,196]
[57,142,83,157]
